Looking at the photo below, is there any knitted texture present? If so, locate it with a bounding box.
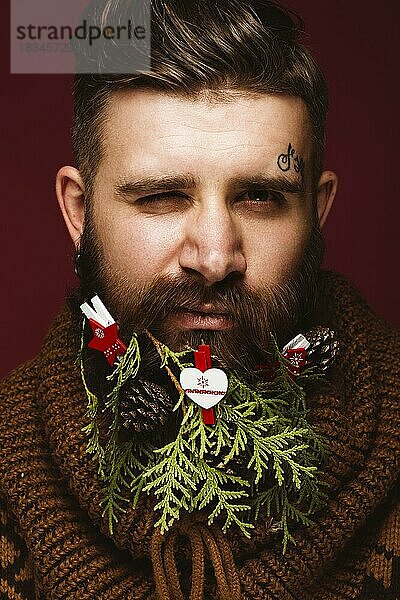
[0,271,399,599]
[0,495,38,600]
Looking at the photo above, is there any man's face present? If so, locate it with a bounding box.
[60,90,334,372]
[94,90,313,294]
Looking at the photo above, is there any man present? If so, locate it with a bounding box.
[1,1,399,599]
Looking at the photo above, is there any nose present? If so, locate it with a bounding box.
[179,200,247,285]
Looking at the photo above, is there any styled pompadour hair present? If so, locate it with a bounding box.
[72,0,329,200]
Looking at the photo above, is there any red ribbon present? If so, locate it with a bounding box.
[88,319,127,366]
[194,344,216,425]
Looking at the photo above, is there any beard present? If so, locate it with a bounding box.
[70,212,325,377]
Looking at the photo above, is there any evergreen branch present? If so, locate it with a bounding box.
[210,407,231,455]
[229,372,288,418]
[145,329,188,415]
[145,329,192,370]
[194,461,253,537]
[105,334,141,412]
[78,322,107,476]
[253,482,320,552]
[82,421,106,477]
[221,422,248,465]
[100,439,136,533]
[189,406,213,459]
[238,418,311,485]
[79,329,329,548]
[142,408,199,533]
[172,389,186,412]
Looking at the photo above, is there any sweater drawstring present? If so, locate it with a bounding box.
[150,518,242,600]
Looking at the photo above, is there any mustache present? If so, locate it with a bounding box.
[116,275,279,376]
[108,273,277,342]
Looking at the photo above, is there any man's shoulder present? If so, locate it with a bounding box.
[0,304,70,402]
[317,271,399,393]
[0,358,40,430]
[319,270,399,338]
[0,357,39,395]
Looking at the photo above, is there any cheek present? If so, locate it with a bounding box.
[243,218,312,287]
[96,212,183,281]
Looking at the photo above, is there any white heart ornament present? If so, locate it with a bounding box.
[180,368,228,409]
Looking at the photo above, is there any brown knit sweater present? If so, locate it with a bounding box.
[0,271,399,600]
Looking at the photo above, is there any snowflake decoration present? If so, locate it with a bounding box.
[197,375,209,388]
[288,352,304,367]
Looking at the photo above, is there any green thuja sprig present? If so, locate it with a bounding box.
[78,320,106,477]
[145,330,192,413]
[99,437,155,534]
[100,333,146,533]
[79,328,328,549]
[78,321,153,533]
[141,403,198,531]
[229,372,289,419]
[105,333,141,411]
[210,409,231,455]
[158,344,193,370]
[194,460,253,536]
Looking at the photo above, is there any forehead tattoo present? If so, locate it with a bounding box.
[277,143,305,180]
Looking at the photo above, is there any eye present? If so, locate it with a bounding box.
[240,189,285,205]
[135,191,190,208]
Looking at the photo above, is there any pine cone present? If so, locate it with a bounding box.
[119,379,174,434]
[304,327,339,372]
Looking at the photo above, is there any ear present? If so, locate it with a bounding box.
[56,166,86,249]
[316,170,338,228]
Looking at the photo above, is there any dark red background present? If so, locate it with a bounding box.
[1,1,399,378]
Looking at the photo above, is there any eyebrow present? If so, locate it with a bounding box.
[115,174,197,197]
[114,172,305,198]
[231,174,306,195]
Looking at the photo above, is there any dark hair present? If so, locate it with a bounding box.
[72,0,328,200]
